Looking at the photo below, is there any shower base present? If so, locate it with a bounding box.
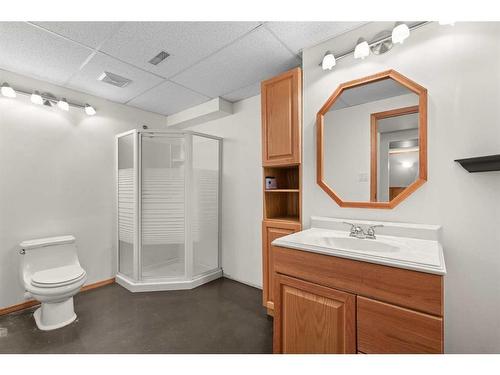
[115,268,222,292]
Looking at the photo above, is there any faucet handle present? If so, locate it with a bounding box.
[343,222,363,236]
[366,224,384,238]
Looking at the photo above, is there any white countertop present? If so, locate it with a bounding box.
[272,227,446,275]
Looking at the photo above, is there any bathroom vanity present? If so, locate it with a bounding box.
[271,217,446,354]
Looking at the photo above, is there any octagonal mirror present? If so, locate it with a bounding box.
[317,70,427,209]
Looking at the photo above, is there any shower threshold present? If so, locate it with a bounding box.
[115,268,223,292]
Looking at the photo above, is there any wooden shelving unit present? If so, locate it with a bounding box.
[261,67,302,315]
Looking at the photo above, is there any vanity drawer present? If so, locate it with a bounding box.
[357,296,443,354]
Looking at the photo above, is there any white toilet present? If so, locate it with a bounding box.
[19,235,87,331]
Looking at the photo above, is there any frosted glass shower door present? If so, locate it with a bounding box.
[192,135,220,277]
[140,134,186,280]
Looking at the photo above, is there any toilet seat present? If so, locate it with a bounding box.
[31,265,86,288]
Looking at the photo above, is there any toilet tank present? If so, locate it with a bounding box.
[19,235,81,285]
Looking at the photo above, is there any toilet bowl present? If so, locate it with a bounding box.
[19,235,87,331]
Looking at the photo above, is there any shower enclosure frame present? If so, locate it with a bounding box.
[114,129,223,292]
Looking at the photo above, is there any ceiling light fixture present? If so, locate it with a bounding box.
[1,82,16,98]
[31,90,43,105]
[321,51,336,70]
[354,38,370,59]
[392,22,410,44]
[85,104,96,116]
[58,98,69,111]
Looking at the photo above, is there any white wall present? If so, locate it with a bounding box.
[302,22,500,353]
[0,69,167,309]
[182,95,263,288]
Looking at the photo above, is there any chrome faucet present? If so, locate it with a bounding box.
[343,222,384,239]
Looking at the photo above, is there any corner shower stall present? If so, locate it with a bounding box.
[115,129,222,292]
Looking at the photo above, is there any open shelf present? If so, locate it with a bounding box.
[263,165,299,190]
[455,154,500,173]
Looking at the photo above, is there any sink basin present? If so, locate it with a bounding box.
[320,236,399,253]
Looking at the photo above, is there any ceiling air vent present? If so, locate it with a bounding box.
[98,71,132,88]
[148,51,170,65]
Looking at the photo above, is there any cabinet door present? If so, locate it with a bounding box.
[261,67,302,166]
[273,274,356,354]
[262,220,301,313]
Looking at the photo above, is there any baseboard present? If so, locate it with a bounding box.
[222,272,263,290]
[0,277,116,316]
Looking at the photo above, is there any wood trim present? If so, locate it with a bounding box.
[273,246,443,316]
[0,277,116,316]
[81,277,116,292]
[369,105,420,202]
[316,69,428,209]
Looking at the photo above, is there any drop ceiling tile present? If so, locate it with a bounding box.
[30,22,124,49]
[100,22,261,78]
[171,27,300,98]
[66,52,163,103]
[222,82,261,103]
[265,22,367,53]
[0,22,93,85]
[128,80,210,116]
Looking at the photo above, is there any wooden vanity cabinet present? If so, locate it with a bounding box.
[272,246,444,354]
[261,67,302,166]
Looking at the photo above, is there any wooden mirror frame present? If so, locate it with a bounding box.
[316,69,427,209]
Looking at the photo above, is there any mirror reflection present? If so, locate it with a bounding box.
[323,77,420,203]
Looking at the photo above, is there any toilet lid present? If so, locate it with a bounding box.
[31,265,85,288]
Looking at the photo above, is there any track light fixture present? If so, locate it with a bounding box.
[354,38,370,59]
[319,21,448,72]
[1,82,16,98]
[392,22,410,44]
[0,82,96,115]
[321,51,336,70]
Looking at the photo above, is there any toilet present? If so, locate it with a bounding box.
[19,235,87,331]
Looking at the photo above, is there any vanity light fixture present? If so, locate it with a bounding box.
[319,22,431,71]
[1,82,16,98]
[391,22,410,44]
[0,82,96,115]
[354,38,370,59]
[85,103,96,116]
[57,98,69,111]
[30,90,43,105]
[321,51,336,70]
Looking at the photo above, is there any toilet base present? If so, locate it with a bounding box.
[33,297,77,331]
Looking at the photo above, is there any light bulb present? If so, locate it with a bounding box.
[321,51,336,70]
[1,82,16,98]
[392,23,410,44]
[402,161,413,168]
[58,98,69,111]
[85,103,96,116]
[354,39,370,59]
[31,91,43,105]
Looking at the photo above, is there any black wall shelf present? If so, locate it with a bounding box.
[455,154,500,173]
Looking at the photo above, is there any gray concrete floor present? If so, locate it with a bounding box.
[0,278,273,353]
